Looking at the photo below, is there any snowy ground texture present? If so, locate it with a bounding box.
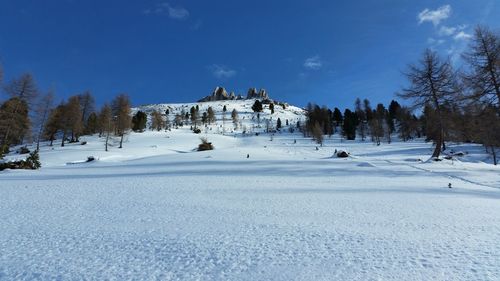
[1,129,500,280]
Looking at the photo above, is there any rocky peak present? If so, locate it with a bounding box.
[198,86,270,102]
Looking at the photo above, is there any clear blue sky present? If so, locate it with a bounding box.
[0,0,498,109]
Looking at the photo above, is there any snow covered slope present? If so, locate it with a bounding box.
[1,129,500,280]
[134,98,306,134]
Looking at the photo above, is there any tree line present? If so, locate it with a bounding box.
[304,25,500,164]
[0,67,133,157]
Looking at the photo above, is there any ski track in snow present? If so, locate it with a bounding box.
[1,130,500,280]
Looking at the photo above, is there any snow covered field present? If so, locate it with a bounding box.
[1,129,500,280]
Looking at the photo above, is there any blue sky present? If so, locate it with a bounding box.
[0,0,498,109]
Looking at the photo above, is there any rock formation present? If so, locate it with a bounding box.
[198,86,269,102]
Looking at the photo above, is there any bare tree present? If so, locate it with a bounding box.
[98,104,113,152]
[399,49,459,158]
[78,91,95,133]
[462,26,500,110]
[311,121,324,146]
[475,105,500,165]
[1,73,38,146]
[65,95,83,143]
[355,98,367,141]
[34,91,54,151]
[0,63,3,86]
[111,94,131,148]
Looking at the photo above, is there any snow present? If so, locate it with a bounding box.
[1,115,500,279]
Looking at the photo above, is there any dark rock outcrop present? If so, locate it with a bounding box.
[198,86,270,102]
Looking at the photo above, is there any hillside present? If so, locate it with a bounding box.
[1,98,500,280]
[134,98,306,135]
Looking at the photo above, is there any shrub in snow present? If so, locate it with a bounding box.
[81,141,87,145]
[0,144,10,159]
[86,156,96,162]
[0,151,41,171]
[198,138,214,151]
[193,128,201,134]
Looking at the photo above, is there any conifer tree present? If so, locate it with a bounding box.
[231,109,239,130]
[207,106,216,124]
[132,111,147,132]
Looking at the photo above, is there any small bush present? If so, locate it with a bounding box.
[81,141,88,145]
[86,156,96,162]
[0,144,10,159]
[198,138,214,151]
[0,151,41,171]
[193,128,201,134]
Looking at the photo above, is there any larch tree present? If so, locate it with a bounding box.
[462,26,500,110]
[43,103,64,146]
[1,73,38,147]
[34,91,54,151]
[98,103,113,151]
[355,98,367,141]
[399,49,459,158]
[111,94,131,149]
[78,91,95,134]
[151,110,164,131]
[65,95,83,143]
[0,97,30,152]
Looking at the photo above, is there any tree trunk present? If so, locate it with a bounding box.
[432,131,442,158]
[61,131,66,147]
[105,131,110,152]
[492,146,497,165]
[119,134,123,148]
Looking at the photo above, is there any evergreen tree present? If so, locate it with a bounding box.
[132,111,147,132]
[252,100,263,112]
[207,107,216,124]
[190,106,199,129]
[332,107,343,133]
[342,109,357,140]
[231,109,239,130]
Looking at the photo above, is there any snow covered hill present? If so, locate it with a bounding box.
[1,99,500,280]
[134,98,306,135]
